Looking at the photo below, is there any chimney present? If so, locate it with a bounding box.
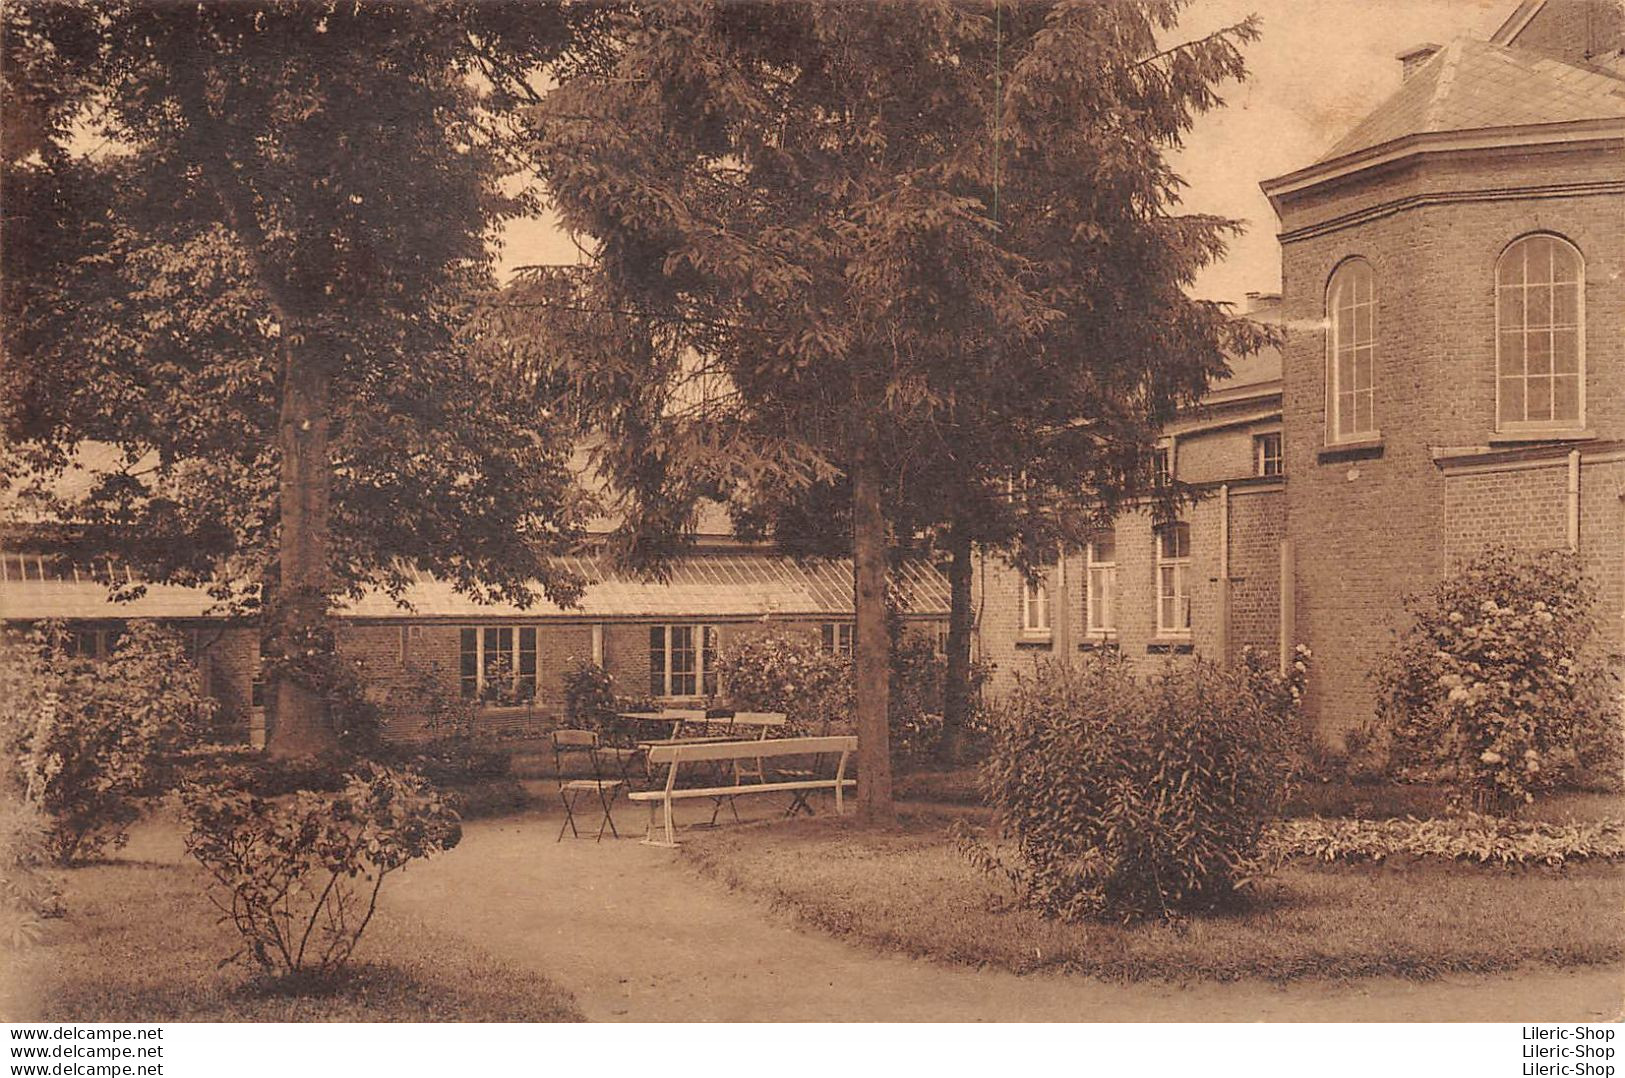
[1245,291,1282,318]
[1397,42,1443,81]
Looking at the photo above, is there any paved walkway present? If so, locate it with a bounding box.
[387,801,1625,1022]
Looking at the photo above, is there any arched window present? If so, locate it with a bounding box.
[1327,259,1376,442]
[1497,234,1584,430]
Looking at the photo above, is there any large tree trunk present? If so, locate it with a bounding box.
[851,442,895,824]
[266,334,337,759]
[937,520,974,766]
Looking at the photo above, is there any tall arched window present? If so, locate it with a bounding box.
[1327,259,1376,442]
[1497,234,1584,430]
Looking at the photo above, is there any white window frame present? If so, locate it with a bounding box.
[1254,431,1283,477]
[1495,233,1585,433]
[1155,522,1192,638]
[821,622,854,657]
[1085,537,1117,637]
[459,626,541,702]
[650,624,719,699]
[1021,575,1052,638]
[1326,259,1378,444]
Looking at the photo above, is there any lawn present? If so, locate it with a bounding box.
[2,855,582,1022]
[681,809,1625,984]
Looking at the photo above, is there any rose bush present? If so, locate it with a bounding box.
[1373,547,1621,814]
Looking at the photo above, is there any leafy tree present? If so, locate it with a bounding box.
[1,2,601,756]
[508,0,1268,819]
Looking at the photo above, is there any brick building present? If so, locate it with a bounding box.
[972,310,1286,696]
[1258,0,1625,742]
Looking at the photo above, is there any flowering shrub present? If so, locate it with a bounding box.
[181,764,461,978]
[714,629,853,735]
[561,659,626,738]
[2,623,215,863]
[967,652,1308,923]
[1266,814,1625,867]
[1373,547,1621,814]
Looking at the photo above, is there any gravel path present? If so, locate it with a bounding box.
[386,803,1625,1023]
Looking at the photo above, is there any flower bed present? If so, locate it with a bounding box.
[1265,815,1625,867]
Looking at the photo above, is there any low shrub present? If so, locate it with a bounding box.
[0,794,59,950]
[1266,815,1625,867]
[180,764,461,978]
[2,622,215,863]
[561,659,630,740]
[968,648,1308,923]
[1373,547,1622,815]
[387,738,511,787]
[180,746,348,797]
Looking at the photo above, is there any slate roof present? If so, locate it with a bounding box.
[0,550,949,622]
[1320,37,1625,164]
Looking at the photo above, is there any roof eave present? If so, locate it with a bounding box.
[1259,117,1625,207]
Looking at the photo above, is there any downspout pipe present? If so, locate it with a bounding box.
[1567,449,1581,554]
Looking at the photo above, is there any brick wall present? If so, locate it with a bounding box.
[973,446,1285,698]
[1442,452,1625,657]
[1274,144,1624,743]
[1506,0,1623,68]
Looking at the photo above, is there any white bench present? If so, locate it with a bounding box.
[629,735,857,847]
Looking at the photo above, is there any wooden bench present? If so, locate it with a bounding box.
[628,735,857,847]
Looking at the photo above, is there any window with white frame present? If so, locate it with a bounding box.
[1497,234,1583,430]
[1155,522,1192,636]
[820,622,854,656]
[1254,432,1283,477]
[459,626,539,702]
[1021,574,1051,636]
[1327,259,1377,442]
[650,624,719,698]
[1085,532,1117,636]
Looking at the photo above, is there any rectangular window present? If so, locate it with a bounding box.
[821,622,855,656]
[650,625,719,698]
[1085,533,1117,636]
[1156,523,1192,636]
[1022,575,1051,636]
[460,626,540,702]
[1151,446,1172,487]
[1254,432,1283,477]
[62,625,124,661]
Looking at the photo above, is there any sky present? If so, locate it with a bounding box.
[496,0,1517,307]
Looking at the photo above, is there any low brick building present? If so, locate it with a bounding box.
[1258,0,1625,742]
[0,540,947,746]
[973,314,1286,695]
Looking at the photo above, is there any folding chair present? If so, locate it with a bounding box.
[552,729,625,842]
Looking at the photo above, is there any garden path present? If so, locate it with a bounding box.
[385,800,1625,1023]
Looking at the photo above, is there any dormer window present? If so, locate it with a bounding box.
[1326,259,1377,443]
[1497,234,1583,432]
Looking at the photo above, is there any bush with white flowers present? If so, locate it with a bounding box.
[1373,546,1621,814]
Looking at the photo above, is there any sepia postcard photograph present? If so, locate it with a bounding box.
[0,0,1621,1064]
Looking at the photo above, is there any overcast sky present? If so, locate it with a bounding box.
[497,0,1515,306]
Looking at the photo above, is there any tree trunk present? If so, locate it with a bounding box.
[938,521,974,766]
[266,333,337,759]
[851,441,895,824]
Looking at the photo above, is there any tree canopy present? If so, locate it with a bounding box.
[507,0,1272,816]
[1,1,599,753]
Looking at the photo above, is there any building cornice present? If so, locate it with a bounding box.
[1260,118,1625,206]
[1432,438,1625,475]
[1276,177,1625,244]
